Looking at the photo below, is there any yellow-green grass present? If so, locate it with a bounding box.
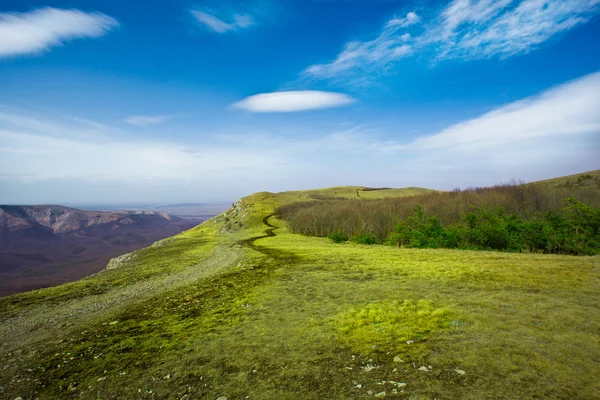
[0,187,599,399]
[281,186,436,200]
[533,169,600,189]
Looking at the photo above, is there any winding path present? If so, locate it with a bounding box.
[239,214,300,263]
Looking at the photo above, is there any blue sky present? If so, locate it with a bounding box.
[1,0,599,204]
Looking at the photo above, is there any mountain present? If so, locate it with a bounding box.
[0,205,197,296]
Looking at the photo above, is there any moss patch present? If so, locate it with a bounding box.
[336,300,454,356]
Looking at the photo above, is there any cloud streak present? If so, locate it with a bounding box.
[303,0,600,84]
[231,91,356,112]
[0,7,119,57]
[191,9,254,33]
[434,0,600,60]
[357,71,600,153]
[304,12,418,82]
[125,115,175,127]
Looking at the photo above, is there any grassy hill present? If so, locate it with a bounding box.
[0,184,599,399]
[533,169,600,190]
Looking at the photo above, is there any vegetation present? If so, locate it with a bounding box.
[278,180,600,255]
[0,176,599,399]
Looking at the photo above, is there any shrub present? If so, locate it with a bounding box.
[328,232,349,243]
[352,233,378,245]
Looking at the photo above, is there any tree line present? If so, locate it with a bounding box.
[276,181,600,255]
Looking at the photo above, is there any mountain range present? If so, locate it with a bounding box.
[0,205,197,296]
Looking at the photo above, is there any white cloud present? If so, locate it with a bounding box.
[0,7,119,57]
[191,9,254,33]
[303,0,600,84]
[125,115,174,127]
[386,11,420,28]
[405,71,600,151]
[436,0,600,60]
[0,111,287,187]
[231,91,356,112]
[438,0,513,39]
[338,71,600,186]
[303,12,419,81]
[339,71,597,155]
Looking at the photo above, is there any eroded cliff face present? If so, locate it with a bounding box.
[0,205,180,235]
[0,205,194,296]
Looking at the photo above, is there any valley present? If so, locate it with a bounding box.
[0,205,211,296]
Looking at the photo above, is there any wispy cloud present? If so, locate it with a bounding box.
[373,70,600,152]
[231,91,356,112]
[0,7,119,57]
[303,0,600,84]
[191,9,254,33]
[125,115,175,127]
[0,109,286,185]
[323,71,600,186]
[434,0,600,60]
[304,12,419,82]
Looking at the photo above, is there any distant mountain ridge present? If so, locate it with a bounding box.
[0,205,197,297]
[0,205,180,235]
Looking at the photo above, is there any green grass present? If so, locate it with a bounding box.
[534,169,600,189]
[1,187,599,399]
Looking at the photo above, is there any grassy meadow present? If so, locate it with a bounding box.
[0,185,599,399]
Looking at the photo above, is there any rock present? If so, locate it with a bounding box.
[393,356,404,363]
[216,397,228,400]
[454,368,466,375]
[375,391,386,398]
[361,364,377,372]
[97,377,106,381]
[406,340,414,344]
[418,366,430,372]
[396,382,406,387]
[164,374,171,379]
[107,253,134,270]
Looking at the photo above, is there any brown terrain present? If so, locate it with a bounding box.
[0,205,201,296]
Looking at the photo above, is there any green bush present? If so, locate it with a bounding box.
[352,233,378,245]
[385,199,600,255]
[328,232,349,243]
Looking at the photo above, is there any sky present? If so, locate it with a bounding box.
[1,0,599,204]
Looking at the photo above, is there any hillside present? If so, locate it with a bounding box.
[0,184,598,399]
[533,169,600,189]
[0,205,195,296]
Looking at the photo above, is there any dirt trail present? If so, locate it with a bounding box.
[0,213,287,353]
[240,214,300,265]
[241,214,276,251]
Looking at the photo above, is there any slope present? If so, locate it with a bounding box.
[0,186,598,399]
[533,169,600,190]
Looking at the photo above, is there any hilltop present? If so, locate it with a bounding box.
[0,180,598,399]
[533,169,600,189]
